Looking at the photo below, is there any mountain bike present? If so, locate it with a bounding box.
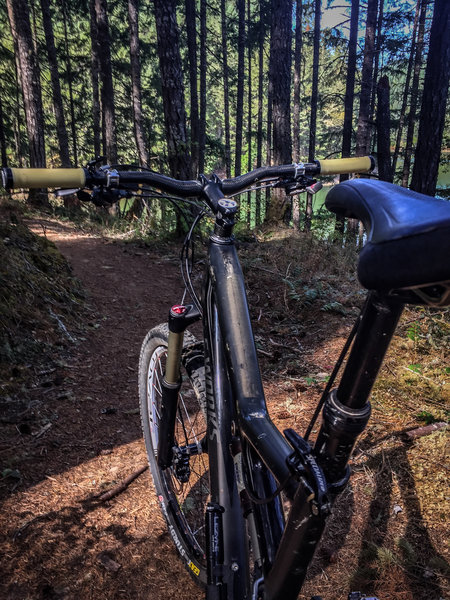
[2,157,450,600]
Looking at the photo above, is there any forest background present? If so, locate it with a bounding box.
[1,0,449,231]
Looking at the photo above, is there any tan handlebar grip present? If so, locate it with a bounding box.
[317,157,373,175]
[10,168,86,189]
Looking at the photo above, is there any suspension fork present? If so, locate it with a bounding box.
[157,304,200,469]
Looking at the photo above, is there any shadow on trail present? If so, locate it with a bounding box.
[2,489,202,600]
[350,444,449,599]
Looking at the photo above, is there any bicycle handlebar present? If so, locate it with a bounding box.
[1,156,374,197]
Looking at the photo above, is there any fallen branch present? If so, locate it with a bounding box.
[98,464,148,502]
[404,421,447,440]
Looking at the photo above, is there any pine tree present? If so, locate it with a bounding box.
[265,0,292,223]
[40,0,72,167]
[153,0,191,179]
[185,0,199,176]
[128,0,149,167]
[401,0,426,187]
[235,0,245,176]
[410,0,450,196]
[376,76,393,182]
[6,0,46,169]
[94,0,118,164]
[355,0,377,156]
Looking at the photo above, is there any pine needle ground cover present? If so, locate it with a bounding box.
[0,212,448,600]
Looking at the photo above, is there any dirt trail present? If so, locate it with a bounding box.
[1,219,202,600]
[1,218,448,600]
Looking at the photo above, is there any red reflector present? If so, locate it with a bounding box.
[171,305,187,315]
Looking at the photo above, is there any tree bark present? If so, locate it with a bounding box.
[292,0,303,164]
[392,0,421,177]
[0,95,8,167]
[95,0,118,165]
[376,76,393,183]
[62,0,78,166]
[336,0,359,235]
[410,0,450,196]
[235,0,245,176]
[40,0,72,167]
[6,0,46,169]
[247,0,252,222]
[89,0,101,159]
[128,0,149,167]
[341,0,359,166]
[355,0,377,156]
[185,0,199,176]
[256,1,266,224]
[198,0,207,174]
[401,0,426,188]
[265,0,292,223]
[308,0,320,163]
[153,0,191,179]
[220,0,231,177]
[305,0,320,231]
[369,0,384,150]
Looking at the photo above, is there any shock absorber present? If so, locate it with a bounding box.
[157,304,200,469]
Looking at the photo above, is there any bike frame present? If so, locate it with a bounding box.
[158,179,405,600]
[198,185,405,600]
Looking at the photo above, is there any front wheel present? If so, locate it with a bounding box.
[138,324,209,585]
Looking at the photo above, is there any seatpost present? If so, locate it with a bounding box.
[314,292,404,489]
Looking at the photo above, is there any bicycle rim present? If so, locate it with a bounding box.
[140,327,209,583]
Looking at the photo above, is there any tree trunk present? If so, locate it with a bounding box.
[247,0,252,221]
[355,0,377,156]
[40,0,72,168]
[256,1,265,225]
[221,0,231,177]
[153,0,191,179]
[235,0,245,176]
[185,0,199,176]
[292,0,302,164]
[341,0,359,165]
[305,0,320,231]
[410,0,450,196]
[401,0,426,188]
[0,95,7,167]
[336,0,359,234]
[376,76,393,183]
[308,0,320,163]
[89,0,101,159]
[95,0,118,165]
[392,0,421,178]
[12,55,25,167]
[62,0,78,166]
[265,0,292,224]
[198,0,207,174]
[369,0,384,151]
[128,0,149,167]
[6,0,46,169]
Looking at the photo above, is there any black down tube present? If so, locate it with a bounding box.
[208,240,295,496]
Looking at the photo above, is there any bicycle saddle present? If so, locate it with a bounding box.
[325,179,450,297]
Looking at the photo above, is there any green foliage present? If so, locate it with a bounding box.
[1,0,448,235]
[416,410,439,425]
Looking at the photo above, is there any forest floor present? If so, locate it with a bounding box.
[0,211,448,600]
